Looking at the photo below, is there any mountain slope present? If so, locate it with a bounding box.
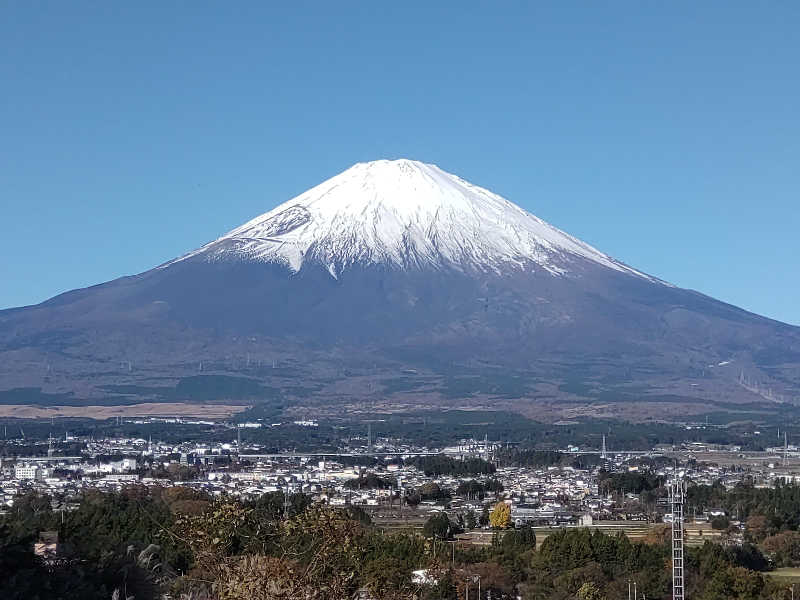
[1,159,798,421]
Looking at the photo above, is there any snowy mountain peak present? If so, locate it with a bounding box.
[172,159,659,282]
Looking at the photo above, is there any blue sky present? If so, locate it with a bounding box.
[1,2,798,324]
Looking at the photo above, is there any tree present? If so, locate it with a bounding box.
[479,505,490,527]
[180,504,369,600]
[489,502,511,529]
[362,555,413,598]
[425,513,452,540]
[456,480,485,500]
[577,581,605,600]
[761,530,800,567]
[745,515,771,542]
[485,479,504,493]
[711,516,730,530]
[503,525,536,550]
[465,509,477,530]
[419,482,450,501]
[697,565,765,600]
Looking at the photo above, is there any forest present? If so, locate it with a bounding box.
[3,483,800,600]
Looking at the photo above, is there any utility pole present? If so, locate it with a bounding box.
[670,471,686,600]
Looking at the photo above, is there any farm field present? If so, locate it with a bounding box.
[765,568,800,582]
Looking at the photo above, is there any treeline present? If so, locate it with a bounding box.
[494,448,605,470]
[686,481,800,570]
[406,455,495,477]
[455,478,503,499]
[2,486,796,600]
[344,473,397,490]
[688,481,800,530]
[598,470,664,494]
[3,410,790,452]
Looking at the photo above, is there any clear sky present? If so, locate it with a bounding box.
[1,3,798,324]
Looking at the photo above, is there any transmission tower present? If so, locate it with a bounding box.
[601,434,607,460]
[784,431,789,467]
[670,472,687,600]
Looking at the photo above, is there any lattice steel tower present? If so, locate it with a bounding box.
[670,473,687,600]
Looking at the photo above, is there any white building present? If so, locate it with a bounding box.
[15,465,40,480]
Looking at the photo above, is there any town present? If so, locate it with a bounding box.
[5,420,799,543]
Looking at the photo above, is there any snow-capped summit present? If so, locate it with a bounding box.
[173,159,658,282]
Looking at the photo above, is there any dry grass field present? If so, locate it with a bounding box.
[765,568,800,582]
[0,402,249,420]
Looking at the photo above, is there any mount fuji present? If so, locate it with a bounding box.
[1,159,799,421]
[170,159,657,281]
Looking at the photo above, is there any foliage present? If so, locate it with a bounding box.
[457,480,486,499]
[501,525,536,551]
[695,566,766,600]
[0,520,158,600]
[424,513,458,539]
[711,515,731,530]
[689,481,800,531]
[485,479,504,493]
[496,449,564,467]
[418,482,451,501]
[465,509,477,530]
[598,470,663,495]
[344,473,397,490]
[577,581,605,600]
[761,531,800,567]
[0,484,792,600]
[489,502,511,529]
[407,456,495,477]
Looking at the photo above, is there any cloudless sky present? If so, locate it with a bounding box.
[1,2,798,324]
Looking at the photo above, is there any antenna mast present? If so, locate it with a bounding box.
[670,471,686,600]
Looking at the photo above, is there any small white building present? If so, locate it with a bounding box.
[14,465,40,480]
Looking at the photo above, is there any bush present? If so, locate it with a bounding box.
[711,516,730,530]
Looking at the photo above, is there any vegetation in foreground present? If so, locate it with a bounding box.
[3,483,800,600]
